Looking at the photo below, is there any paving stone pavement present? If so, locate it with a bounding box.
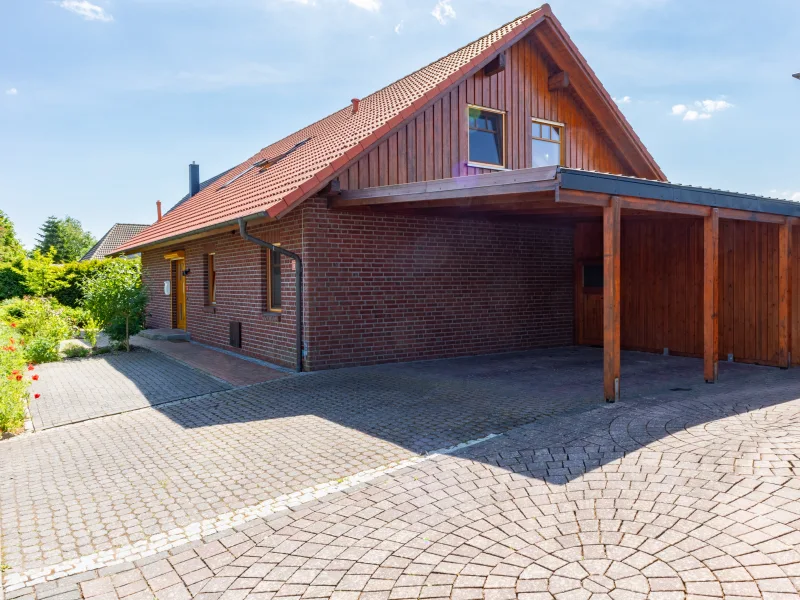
[27,350,231,430]
[3,347,800,599]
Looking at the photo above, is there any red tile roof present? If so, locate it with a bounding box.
[119,3,661,252]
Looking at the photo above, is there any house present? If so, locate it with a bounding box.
[118,4,800,401]
[81,223,149,261]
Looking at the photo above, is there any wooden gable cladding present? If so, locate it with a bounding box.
[576,217,786,367]
[338,31,632,193]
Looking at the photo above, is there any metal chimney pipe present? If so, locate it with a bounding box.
[156,200,162,222]
[189,162,200,197]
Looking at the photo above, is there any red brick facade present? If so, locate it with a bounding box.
[141,198,574,370]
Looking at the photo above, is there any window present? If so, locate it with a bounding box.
[531,119,564,168]
[468,106,505,168]
[267,247,282,311]
[206,253,217,305]
[583,263,603,289]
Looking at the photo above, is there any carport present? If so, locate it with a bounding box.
[330,166,800,401]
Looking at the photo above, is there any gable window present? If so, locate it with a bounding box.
[206,253,217,305]
[267,247,282,311]
[531,118,564,168]
[468,106,505,168]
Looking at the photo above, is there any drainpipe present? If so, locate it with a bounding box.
[238,218,304,372]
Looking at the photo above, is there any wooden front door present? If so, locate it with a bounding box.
[175,259,187,330]
[576,260,603,346]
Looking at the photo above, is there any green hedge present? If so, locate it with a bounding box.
[0,258,114,307]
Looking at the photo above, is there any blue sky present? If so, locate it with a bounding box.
[1,0,799,248]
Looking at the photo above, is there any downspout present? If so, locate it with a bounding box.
[238,218,304,372]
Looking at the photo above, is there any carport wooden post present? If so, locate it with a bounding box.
[603,196,621,402]
[704,208,719,383]
[778,219,792,368]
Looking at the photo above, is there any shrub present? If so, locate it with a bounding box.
[0,297,81,363]
[63,344,90,359]
[0,263,25,300]
[0,254,114,307]
[0,322,29,433]
[25,336,61,364]
[82,259,146,351]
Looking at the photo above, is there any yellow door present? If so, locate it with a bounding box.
[176,259,187,330]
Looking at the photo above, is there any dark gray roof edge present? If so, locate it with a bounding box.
[558,168,800,217]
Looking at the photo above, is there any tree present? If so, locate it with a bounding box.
[34,216,96,263]
[13,249,69,297]
[0,210,24,263]
[82,259,147,351]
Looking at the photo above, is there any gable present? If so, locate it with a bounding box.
[118,4,662,253]
[339,28,638,193]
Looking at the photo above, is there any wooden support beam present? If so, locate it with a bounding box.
[603,196,621,402]
[779,219,792,368]
[547,71,570,91]
[619,196,710,217]
[483,53,506,78]
[703,208,720,383]
[718,208,786,224]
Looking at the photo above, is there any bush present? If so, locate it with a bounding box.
[0,297,82,363]
[0,263,25,300]
[0,322,29,433]
[82,259,146,351]
[0,254,113,307]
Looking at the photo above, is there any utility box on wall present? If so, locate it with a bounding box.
[229,321,242,348]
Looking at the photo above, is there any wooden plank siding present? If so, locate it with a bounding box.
[339,32,632,192]
[576,218,785,367]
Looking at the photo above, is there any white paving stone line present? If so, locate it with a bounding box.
[3,433,499,592]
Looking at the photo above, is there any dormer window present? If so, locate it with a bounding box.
[468,106,505,168]
[532,118,564,167]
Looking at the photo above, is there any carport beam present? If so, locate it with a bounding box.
[704,208,719,383]
[603,196,621,402]
[779,219,792,368]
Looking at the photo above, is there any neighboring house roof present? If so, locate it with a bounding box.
[118,3,663,253]
[81,223,150,261]
[165,167,236,216]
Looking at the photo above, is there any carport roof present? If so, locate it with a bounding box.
[332,166,800,219]
[559,169,800,218]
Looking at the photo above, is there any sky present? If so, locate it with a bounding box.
[1,0,799,248]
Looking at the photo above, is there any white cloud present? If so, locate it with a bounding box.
[58,0,113,22]
[682,110,711,121]
[770,190,800,202]
[5,88,17,96]
[613,95,631,104]
[671,98,733,121]
[394,20,404,34]
[348,0,380,11]
[697,99,733,113]
[431,0,455,25]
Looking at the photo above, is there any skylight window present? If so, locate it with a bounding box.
[217,137,312,190]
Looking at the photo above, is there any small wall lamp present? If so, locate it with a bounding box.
[181,268,191,276]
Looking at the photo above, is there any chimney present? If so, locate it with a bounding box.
[156,200,162,222]
[351,98,360,114]
[189,162,200,197]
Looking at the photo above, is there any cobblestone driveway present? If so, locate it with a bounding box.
[3,348,800,599]
[28,351,230,429]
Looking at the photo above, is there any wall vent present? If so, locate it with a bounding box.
[230,321,242,348]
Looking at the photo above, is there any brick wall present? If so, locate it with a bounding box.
[141,199,574,370]
[141,209,304,369]
[302,198,575,369]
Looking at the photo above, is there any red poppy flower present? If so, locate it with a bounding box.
[11,370,19,375]
[32,375,39,381]
[15,375,22,381]
[34,394,40,399]
[10,323,16,328]
[27,365,34,371]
